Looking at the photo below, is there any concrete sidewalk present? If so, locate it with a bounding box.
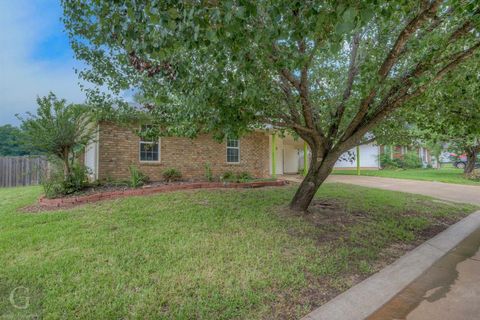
[295,175,480,320]
[368,226,480,320]
[301,212,480,320]
[327,175,480,205]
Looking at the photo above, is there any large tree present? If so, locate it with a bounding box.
[63,1,480,211]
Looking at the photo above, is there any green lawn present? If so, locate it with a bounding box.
[0,185,477,319]
[333,167,480,186]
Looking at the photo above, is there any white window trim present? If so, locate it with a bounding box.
[139,138,161,163]
[226,138,240,164]
[138,125,161,163]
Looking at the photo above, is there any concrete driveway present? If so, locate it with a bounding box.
[327,175,480,205]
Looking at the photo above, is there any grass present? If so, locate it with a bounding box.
[0,184,477,319]
[333,166,480,186]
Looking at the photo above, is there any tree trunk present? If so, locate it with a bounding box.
[289,154,338,212]
[62,148,71,179]
[63,158,71,179]
[434,151,441,169]
[464,148,477,175]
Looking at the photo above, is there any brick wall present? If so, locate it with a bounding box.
[98,122,270,181]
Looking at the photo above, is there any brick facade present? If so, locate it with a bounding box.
[98,122,270,181]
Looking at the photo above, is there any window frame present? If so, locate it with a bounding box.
[226,138,240,164]
[139,125,161,163]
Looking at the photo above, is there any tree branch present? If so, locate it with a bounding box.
[297,39,317,132]
[342,40,480,151]
[328,33,361,140]
[339,0,442,143]
[377,0,442,80]
[280,68,301,90]
[272,42,325,154]
[359,136,377,146]
[128,51,175,78]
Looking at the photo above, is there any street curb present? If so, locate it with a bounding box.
[301,210,480,320]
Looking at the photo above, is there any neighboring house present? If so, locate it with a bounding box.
[84,122,381,181]
[379,145,434,167]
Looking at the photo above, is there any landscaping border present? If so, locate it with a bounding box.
[38,180,287,208]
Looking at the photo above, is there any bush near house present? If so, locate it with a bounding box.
[204,162,213,182]
[220,171,253,183]
[380,151,422,169]
[129,165,149,188]
[163,168,182,182]
[379,154,399,169]
[42,162,90,198]
[401,152,423,169]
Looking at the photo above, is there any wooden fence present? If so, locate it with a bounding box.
[0,157,49,188]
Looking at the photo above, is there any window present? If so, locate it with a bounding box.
[226,138,240,163]
[140,141,160,162]
[139,125,160,162]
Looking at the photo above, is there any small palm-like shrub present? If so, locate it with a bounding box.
[204,162,213,182]
[129,165,149,188]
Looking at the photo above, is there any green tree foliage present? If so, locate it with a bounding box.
[0,125,30,156]
[406,57,480,174]
[62,0,480,210]
[18,93,96,178]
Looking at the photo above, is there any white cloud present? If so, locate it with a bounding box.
[0,0,87,125]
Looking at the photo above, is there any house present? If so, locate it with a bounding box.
[84,122,381,181]
[379,145,434,168]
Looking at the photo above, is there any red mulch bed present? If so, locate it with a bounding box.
[38,180,287,209]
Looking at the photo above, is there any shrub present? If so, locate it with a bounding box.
[163,168,182,182]
[380,152,423,169]
[42,169,66,198]
[42,163,90,198]
[401,152,423,169]
[63,163,90,194]
[380,154,400,169]
[236,172,252,182]
[220,171,234,181]
[129,165,149,188]
[220,171,252,183]
[204,162,213,182]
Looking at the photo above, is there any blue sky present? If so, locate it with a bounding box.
[0,0,87,125]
